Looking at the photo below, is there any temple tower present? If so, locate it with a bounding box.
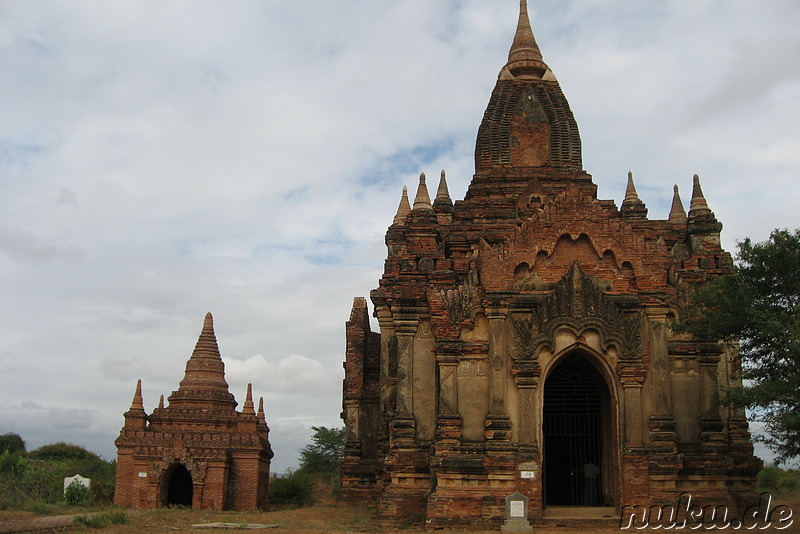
[115,313,273,510]
[340,0,760,527]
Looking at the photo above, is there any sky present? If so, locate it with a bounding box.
[1,1,799,473]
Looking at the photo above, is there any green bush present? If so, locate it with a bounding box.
[64,479,94,506]
[268,471,314,506]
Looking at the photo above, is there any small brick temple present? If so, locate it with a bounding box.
[340,0,761,527]
[114,313,273,510]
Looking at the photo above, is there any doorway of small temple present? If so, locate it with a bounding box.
[163,464,193,507]
[543,353,610,506]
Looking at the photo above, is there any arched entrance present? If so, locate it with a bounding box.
[543,353,612,506]
[162,464,193,507]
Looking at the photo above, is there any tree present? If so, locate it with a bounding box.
[679,228,800,463]
[0,433,26,455]
[297,426,346,475]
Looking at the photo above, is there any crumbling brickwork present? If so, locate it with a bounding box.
[341,0,760,527]
[114,313,273,511]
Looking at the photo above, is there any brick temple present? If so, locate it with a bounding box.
[114,313,273,510]
[340,0,761,526]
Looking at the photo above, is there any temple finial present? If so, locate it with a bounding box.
[689,174,710,213]
[257,397,266,424]
[412,173,432,211]
[668,185,687,225]
[435,170,451,203]
[501,0,549,79]
[393,186,411,225]
[157,394,165,410]
[620,171,648,219]
[130,379,145,411]
[243,383,255,414]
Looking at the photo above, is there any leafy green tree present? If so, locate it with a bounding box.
[679,228,800,463]
[297,426,345,475]
[0,433,26,455]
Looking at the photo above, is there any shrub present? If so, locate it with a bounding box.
[64,479,94,506]
[268,471,314,506]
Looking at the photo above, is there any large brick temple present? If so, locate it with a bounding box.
[340,0,761,526]
[115,313,273,510]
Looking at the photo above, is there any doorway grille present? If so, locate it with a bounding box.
[544,356,604,506]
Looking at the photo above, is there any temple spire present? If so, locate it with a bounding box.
[157,394,165,410]
[129,379,145,412]
[412,173,432,211]
[689,174,710,213]
[668,185,687,225]
[168,312,237,410]
[433,170,453,215]
[243,383,255,415]
[257,397,266,424]
[620,171,648,219]
[501,0,549,79]
[393,186,411,225]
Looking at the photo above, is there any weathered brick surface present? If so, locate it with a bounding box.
[114,313,273,511]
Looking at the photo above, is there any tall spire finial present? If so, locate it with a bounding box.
[412,173,432,211]
[689,174,710,213]
[502,0,549,79]
[130,379,145,411]
[243,383,255,414]
[393,186,411,225]
[669,185,687,225]
[620,171,648,219]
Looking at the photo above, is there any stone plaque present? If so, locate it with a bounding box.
[520,470,536,479]
[510,500,525,518]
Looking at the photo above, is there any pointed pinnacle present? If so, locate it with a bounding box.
[158,394,165,410]
[689,174,710,213]
[435,170,451,203]
[191,312,222,360]
[130,379,145,411]
[393,186,411,225]
[412,172,432,210]
[502,0,548,79]
[623,171,640,203]
[669,185,687,224]
[243,383,255,414]
[257,397,266,423]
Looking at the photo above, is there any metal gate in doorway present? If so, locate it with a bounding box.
[543,355,605,506]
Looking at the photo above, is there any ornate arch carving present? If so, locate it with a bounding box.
[510,262,642,360]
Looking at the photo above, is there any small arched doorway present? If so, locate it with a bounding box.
[543,352,612,506]
[162,463,193,507]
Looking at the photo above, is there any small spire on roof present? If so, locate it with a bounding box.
[412,173,432,211]
[257,397,266,424]
[620,171,648,218]
[393,186,411,225]
[668,185,687,225]
[689,174,710,213]
[129,379,145,411]
[435,170,451,203]
[157,394,165,410]
[243,383,255,415]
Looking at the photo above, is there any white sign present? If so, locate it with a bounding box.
[520,470,536,479]
[63,474,91,493]
[510,500,526,518]
[138,472,148,478]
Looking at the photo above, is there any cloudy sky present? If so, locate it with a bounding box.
[2,1,798,472]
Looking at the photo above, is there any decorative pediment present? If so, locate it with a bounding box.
[510,262,642,360]
[438,270,482,324]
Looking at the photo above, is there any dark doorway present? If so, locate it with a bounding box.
[543,354,607,506]
[164,464,193,507]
